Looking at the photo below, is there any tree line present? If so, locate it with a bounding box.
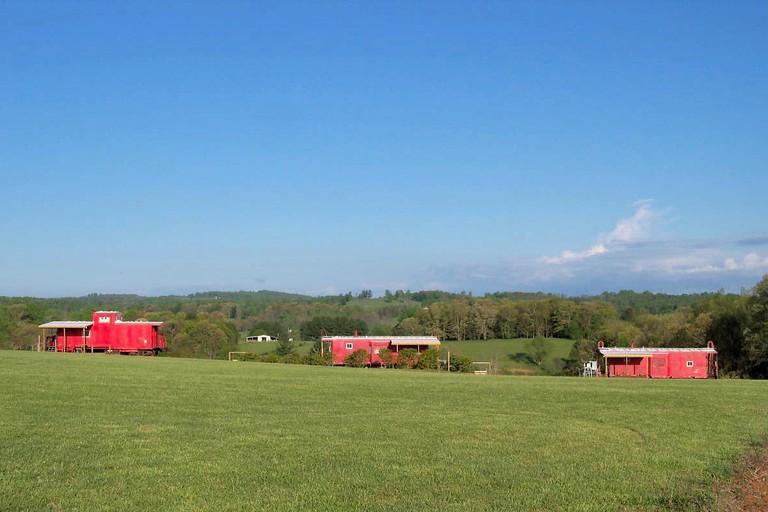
[0,277,766,377]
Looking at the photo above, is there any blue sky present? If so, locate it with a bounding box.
[1,1,767,297]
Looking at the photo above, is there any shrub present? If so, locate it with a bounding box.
[398,348,419,369]
[378,348,395,368]
[415,348,439,370]
[235,352,260,362]
[344,349,370,368]
[301,353,326,366]
[450,355,474,373]
[261,352,281,364]
[284,353,302,365]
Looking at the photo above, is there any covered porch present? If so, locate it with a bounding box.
[37,321,92,352]
[389,337,441,355]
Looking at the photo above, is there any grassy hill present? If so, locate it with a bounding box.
[441,338,574,375]
[235,340,314,355]
[2,351,767,511]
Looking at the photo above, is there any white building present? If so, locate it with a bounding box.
[246,335,276,343]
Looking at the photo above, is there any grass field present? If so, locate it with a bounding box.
[441,338,574,374]
[235,341,313,355]
[2,351,767,511]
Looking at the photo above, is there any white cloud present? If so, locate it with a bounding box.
[543,200,660,265]
[543,244,606,264]
[607,200,659,243]
[419,203,768,295]
[744,252,767,270]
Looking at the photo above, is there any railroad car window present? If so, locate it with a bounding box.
[686,361,694,367]
[345,343,353,350]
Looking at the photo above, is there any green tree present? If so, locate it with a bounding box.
[8,322,38,350]
[300,316,368,340]
[565,339,600,376]
[495,302,518,339]
[526,336,550,366]
[744,275,768,378]
[703,292,748,375]
[173,318,237,359]
[393,317,424,336]
[553,300,580,339]
[275,336,296,356]
[597,319,645,346]
[517,312,535,338]
[470,300,497,340]
[577,301,617,340]
[448,301,470,341]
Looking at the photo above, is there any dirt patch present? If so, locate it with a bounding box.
[715,443,768,512]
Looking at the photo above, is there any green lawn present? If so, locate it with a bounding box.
[1,351,767,511]
[441,338,574,374]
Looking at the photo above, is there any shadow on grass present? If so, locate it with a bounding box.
[508,352,537,365]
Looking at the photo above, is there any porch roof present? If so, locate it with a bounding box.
[389,337,440,346]
[38,321,93,329]
[602,352,654,358]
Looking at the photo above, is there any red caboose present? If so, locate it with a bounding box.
[322,335,441,366]
[38,311,166,355]
[597,341,717,379]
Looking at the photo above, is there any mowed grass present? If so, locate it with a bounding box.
[1,352,767,511]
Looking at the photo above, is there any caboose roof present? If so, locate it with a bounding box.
[39,321,93,329]
[599,347,717,357]
[39,320,163,328]
[322,335,440,345]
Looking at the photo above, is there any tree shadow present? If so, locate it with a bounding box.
[508,352,536,365]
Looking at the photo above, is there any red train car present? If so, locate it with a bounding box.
[597,341,717,379]
[322,335,441,366]
[38,311,166,355]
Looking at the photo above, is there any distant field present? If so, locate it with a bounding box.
[2,351,766,511]
[235,340,314,355]
[441,338,574,374]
